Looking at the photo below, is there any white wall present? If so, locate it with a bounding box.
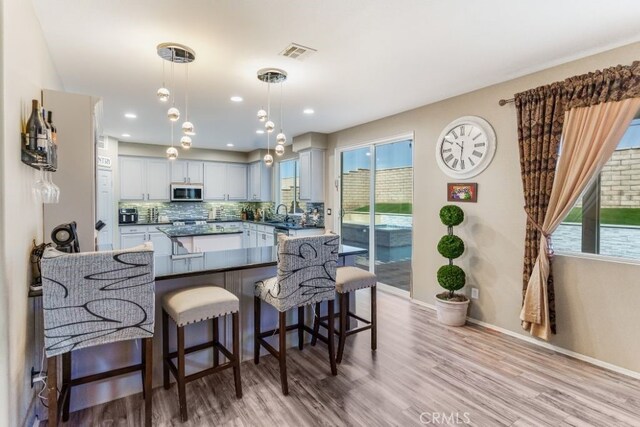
[0,0,63,425]
[326,42,640,374]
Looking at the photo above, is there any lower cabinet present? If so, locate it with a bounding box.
[119,226,172,256]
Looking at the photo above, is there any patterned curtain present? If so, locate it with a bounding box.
[514,61,640,338]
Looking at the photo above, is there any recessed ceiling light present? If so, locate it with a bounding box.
[303,108,314,115]
[124,113,137,119]
[256,129,265,134]
[121,133,131,138]
[226,143,234,147]
[230,96,243,102]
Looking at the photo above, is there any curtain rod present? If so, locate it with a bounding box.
[498,98,515,106]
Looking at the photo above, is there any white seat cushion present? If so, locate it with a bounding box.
[336,267,377,293]
[162,286,239,326]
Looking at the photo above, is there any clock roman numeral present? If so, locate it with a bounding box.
[472,133,482,141]
[459,125,465,137]
[461,159,465,170]
[451,130,458,139]
[472,150,482,158]
[442,148,452,153]
[444,154,454,163]
[468,157,476,166]
[452,159,459,169]
[474,142,486,148]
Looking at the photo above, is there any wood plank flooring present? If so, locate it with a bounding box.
[48,290,640,426]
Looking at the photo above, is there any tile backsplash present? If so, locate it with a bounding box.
[119,201,324,225]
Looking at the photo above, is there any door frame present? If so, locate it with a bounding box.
[333,132,414,297]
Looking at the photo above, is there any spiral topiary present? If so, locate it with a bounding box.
[437,265,466,293]
[437,235,465,259]
[439,205,464,227]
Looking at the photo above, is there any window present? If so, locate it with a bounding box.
[278,159,300,214]
[554,117,640,260]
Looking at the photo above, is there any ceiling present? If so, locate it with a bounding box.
[33,0,640,152]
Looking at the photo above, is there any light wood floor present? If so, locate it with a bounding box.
[49,290,640,426]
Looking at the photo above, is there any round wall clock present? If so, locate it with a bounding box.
[435,116,496,179]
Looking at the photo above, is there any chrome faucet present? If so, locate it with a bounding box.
[275,204,290,223]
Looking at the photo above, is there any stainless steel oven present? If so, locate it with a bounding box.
[170,184,203,202]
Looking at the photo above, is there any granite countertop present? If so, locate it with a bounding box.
[120,219,325,230]
[156,224,244,238]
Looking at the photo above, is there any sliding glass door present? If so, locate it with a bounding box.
[339,137,413,293]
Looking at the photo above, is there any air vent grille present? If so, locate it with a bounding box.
[279,43,317,60]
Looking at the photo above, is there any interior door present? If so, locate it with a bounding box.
[96,168,113,251]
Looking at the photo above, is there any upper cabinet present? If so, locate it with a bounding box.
[203,162,248,201]
[120,156,170,201]
[298,149,324,202]
[248,161,272,202]
[171,160,203,184]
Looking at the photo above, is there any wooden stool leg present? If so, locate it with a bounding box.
[371,285,377,351]
[212,317,219,367]
[47,355,58,427]
[162,310,170,390]
[337,293,347,364]
[232,312,243,399]
[62,352,71,421]
[143,337,153,427]
[327,300,337,375]
[297,306,304,350]
[310,303,320,346]
[177,325,188,422]
[254,296,261,364]
[278,311,289,395]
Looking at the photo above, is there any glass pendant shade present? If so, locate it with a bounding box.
[276,132,286,145]
[265,120,275,133]
[263,153,274,166]
[157,87,170,102]
[166,146,179,160]
[257,109,267,122]
[182,121,194,135]
[180,136,192,149]
[167,107,180,121]
[275,144,285,156]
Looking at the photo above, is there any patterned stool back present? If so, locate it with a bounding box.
[40,242,155,357]
[274,233,339,310]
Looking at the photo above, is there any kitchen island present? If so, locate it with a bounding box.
[62,244,366,412]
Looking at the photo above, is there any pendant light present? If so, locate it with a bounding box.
[256,68,287,165]
[181,61,195,137]
[167,51,180,122]
[167,122,178,160]
[181,135,192,149]
[275,81,286,155]
[157,60,170,102]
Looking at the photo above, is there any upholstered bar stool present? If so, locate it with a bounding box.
[254,233,340,395]
[312,266,377,363]
[162,286,242,422]
[40,243,155,427]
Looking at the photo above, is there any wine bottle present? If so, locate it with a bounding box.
[26,99,47,153]
[47,111,58,168]
[41,107,53,165]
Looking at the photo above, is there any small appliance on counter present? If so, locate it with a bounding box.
[119,208,138,224]
[51,221,80,253]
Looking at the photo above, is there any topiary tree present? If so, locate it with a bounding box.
[437,205,466,300]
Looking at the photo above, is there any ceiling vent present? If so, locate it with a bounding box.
[279,43,317,60]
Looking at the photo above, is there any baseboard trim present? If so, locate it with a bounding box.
[409,297,640,380]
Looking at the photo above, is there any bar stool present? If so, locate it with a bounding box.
[254,233,340,395]
[40,243,155,427]
[312,266,377,363]
[162,286,242,422]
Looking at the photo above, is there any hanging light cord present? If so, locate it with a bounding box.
[171,50,175,107]
[171,121,174,147]
[267,73,271,153]
[184,62,189,120]
[280,81,284,133]
[162,59,166,87]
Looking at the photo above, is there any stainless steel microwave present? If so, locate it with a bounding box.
[170,183,203,202]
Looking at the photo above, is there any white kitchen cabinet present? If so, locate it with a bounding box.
[227,164,248,200]
[247,161,272,201]
[119,226,172,256]
[257,231,272,247]
[146,159,171,200]
[171,160,203,184]
[119,157,146,200]
[298,149,324,202]
[119,156,170,201]
[204,162,247,201]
